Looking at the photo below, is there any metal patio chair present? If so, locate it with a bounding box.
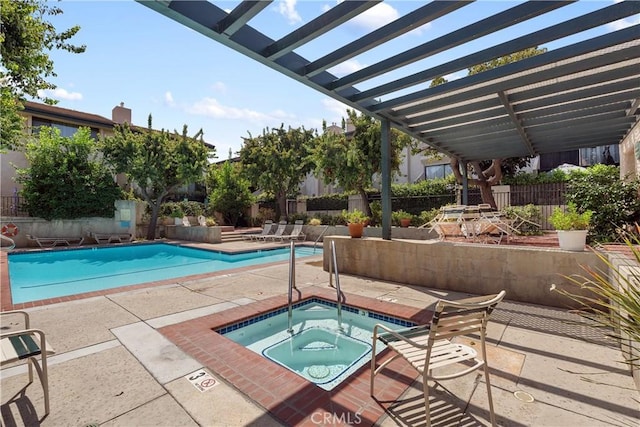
[1,310,55,416]
[371,290,506,427]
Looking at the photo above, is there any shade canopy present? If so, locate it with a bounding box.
[138,0,640,162]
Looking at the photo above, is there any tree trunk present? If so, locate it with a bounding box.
[276,191,287,220]
[146,201,160,240]
[450,158,501,209]
[359,188,371,217]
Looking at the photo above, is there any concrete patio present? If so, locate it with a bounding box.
[1,240,638,426]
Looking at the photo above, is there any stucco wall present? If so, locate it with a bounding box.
[323,236,606,309]
[165,225,222,243]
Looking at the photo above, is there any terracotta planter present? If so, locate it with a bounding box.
[348,222,364,238]
[400,218,411,228]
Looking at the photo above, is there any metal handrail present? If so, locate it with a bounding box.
[0,234,15,251]
[329,240,343,332]
[287,241,296,333]
[313,225,330,253]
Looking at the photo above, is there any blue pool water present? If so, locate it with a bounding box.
[8,243,321,303]
[219,298,414,390]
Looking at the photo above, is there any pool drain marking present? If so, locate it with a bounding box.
[308,365,330,379]
[185,369,218,392]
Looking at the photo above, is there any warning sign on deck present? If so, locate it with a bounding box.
[185,369,218,392]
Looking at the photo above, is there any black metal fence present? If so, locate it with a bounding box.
[1,196,28,217]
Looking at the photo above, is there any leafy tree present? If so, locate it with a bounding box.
[101,116,213,240]
[312,109,412,216]
[205,161,254,226]
[1,0,85,150]
[239,125,315,219]
[566,164,640,242]
[15,127,121,219]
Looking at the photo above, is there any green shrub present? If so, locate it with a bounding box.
[566,165,640,242]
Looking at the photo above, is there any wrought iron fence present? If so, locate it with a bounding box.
[1,196,28,217]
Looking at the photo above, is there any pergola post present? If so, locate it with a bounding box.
[381,118,391,240]
[461,160,469,205]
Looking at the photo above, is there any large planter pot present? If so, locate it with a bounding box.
[348,223,364,238]
[557,230,588,251]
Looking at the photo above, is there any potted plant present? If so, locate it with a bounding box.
[392,210,413,228]
[170,206,184,225]
[548,202,593,251]
[309,218,322,226]
[342,209,369,238]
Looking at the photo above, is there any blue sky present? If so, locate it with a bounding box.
[40,1,636,159]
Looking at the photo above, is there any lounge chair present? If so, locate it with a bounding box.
[371,290,506,427]
[261,220,288,242]
[242,220,274,241]
[1,310,55,416]
[27,234,84,248]
[277,220,306,242]
[88,231,133,244]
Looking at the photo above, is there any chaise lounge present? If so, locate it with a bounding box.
[88,231,133,244]
[27,234,84,248]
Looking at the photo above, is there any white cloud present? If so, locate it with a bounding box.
[329,59,367,77]
[184,97,298,129]
[350,2,399,31]
[37,87,82,101]
[164,91,174,106]
[607,15,640,31]
[321,97,350,124]
[277,0,301,25]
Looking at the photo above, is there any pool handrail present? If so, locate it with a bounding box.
[0,234,15,251]
[287,241,296,333]
[313,225,330,253]
[329,240,343,332]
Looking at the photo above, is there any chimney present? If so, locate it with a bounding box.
[112,102,131,124]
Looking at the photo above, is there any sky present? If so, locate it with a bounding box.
[39,0,637,160]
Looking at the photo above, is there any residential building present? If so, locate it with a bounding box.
[1,101,213,204]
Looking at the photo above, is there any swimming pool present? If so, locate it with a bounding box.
[219,298,414,390]
[8,243,320,304]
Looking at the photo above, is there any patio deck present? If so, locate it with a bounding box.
[1,240,638,426]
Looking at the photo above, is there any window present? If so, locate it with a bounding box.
[425,164,452,180]
[31,118,99,139]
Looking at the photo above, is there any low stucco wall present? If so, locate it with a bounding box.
[1,200,138,248]
[165,225,222,243]
[302,225,437,242]
[323,236,606,309]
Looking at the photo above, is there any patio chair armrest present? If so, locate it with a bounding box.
[0,310,30,328]
[441,290,506,308]
[373,323,431,349]
[1,328,51,364]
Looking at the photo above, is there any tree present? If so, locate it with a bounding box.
[239,125,315,220]
[312,109,412,217]
[101,116,213,240]
[15,127,122,220]
[1,0,85,150]
[205,161,254,226]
